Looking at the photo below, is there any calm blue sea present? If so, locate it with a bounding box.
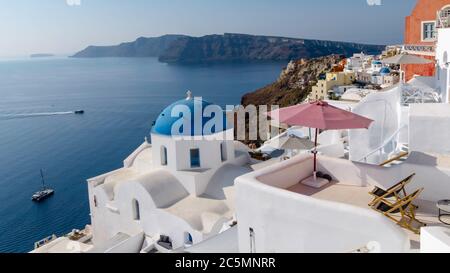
[0,57,284,253]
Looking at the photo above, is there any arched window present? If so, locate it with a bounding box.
[161,146,168,166]
[441,6,450,18]
[220,142,227,162]
[132,199,140,220]
[184,232,193,246]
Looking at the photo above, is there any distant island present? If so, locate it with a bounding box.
[72,35,187,59]
[72,33,385,64]
[30,53,54,58]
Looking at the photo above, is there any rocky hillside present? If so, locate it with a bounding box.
[241,54,345,107]
[159,33,383,64]
[72,33,384,63]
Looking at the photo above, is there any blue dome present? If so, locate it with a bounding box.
[380,67,391,75]
[152,97,228,136]
[372,60,382,65]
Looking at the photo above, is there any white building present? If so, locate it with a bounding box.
[345,52,373,72]
[435,27,450,103]
[226,24,450,254]
[31,19,450,254]
[370,60,383,73]
[32,93,261,253]
[340,87,377,102]
[331,85,358,97]
[354,60,399,87]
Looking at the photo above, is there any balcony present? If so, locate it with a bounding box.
[402,44,435,57]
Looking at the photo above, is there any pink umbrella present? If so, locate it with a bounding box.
[268,100,373,180]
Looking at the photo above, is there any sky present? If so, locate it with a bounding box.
[0,0,418,57]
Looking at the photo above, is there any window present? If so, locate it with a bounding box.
[441,7,450,18]
[132,199,140,220]
[161,146,168,166]
[422,22,436,41]
[93,195,97,207]
[221,142,227,162]
[190,148,200,168]
[184,232,193,246]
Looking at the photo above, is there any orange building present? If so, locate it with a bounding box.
[403,0,450,81]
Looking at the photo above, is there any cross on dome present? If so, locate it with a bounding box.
[186,90,193,100]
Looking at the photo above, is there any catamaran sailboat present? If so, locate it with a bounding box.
[31,169,54,202]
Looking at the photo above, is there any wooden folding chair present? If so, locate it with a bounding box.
[372,188,426,234]
[368,173,415,207]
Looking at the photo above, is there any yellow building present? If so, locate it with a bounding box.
[309,71,356,100]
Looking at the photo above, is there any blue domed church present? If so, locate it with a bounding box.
[85,91,253,252]
[150,91,235,174]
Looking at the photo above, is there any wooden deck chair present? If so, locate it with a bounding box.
[372,188,426,234]
[368,173,415,207]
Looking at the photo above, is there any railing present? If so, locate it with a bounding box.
[358,124,406,164]
[402,85,441,104]
[123,141,152,168]
[34,234,57,249]
[379,151,409,167]
[402,44,435,56]
[437,11,450,29]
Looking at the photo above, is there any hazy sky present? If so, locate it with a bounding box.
[0,0,417,57]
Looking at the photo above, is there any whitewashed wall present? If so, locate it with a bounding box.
[349,86,402,164]
[236,153,450,252]
[436,28,450,103]
[421,227,450,253]
[235,154,410,253]
[409,103,450,155]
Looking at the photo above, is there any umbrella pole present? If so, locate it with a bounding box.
[313,128,318,179]
[400,64,404,84]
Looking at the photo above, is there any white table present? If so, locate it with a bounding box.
[437,200,450,225]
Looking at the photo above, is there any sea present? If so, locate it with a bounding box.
[0,57,285,252]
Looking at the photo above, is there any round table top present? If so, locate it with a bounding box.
[437,200,450,211]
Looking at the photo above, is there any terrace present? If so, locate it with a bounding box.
[235,153,450,252]
[287,180,443,249]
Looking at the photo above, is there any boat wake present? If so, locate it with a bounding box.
[0,111,77,120]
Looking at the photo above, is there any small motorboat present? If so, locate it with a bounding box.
[74,110,84,114]
[31,169,55,202]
